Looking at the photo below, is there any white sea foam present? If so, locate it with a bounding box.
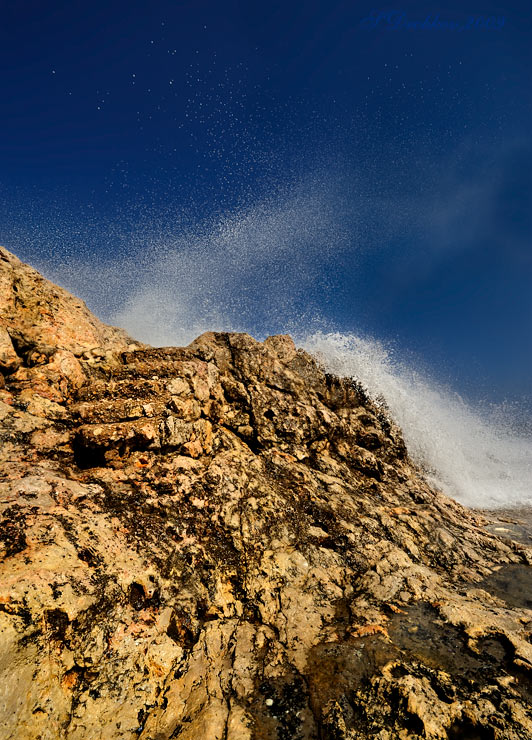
[301,331,532,508]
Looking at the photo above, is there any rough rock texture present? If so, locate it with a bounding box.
[0,246,140,369]
[1,246,532,739]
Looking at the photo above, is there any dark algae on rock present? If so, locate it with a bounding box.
[1,244,532,739]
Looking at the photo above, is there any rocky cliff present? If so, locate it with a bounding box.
[1,244,532,739]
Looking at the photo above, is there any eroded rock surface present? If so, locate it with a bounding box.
[0,245,139,366]
[1,246,532,739]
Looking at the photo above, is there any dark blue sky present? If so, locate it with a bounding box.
[0,0,531,406]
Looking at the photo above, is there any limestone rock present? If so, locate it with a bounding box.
[1,246,532,739]
[0,326,21,374]
[0,245,139,361]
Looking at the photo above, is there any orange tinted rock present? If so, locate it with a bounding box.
[1,249,532,740]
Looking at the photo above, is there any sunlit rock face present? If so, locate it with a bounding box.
[0,245,138,362]
[1,245,532,740]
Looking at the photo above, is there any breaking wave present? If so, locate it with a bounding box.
[301,331,532,509]
[31,166,532,510]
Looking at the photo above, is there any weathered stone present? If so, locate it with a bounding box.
[0,326,21,374]
[0,245,139,358]
[1,245,532,739]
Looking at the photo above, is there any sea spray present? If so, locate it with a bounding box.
[29,170,532,511]
[301,331,532,508]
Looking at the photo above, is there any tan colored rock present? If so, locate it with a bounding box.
[0,326,21,374]
[1,248,532,739]
[0,245,140,357]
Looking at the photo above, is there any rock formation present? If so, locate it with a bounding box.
[1,244,532,739]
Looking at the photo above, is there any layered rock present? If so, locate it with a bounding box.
[1,245,532,739]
